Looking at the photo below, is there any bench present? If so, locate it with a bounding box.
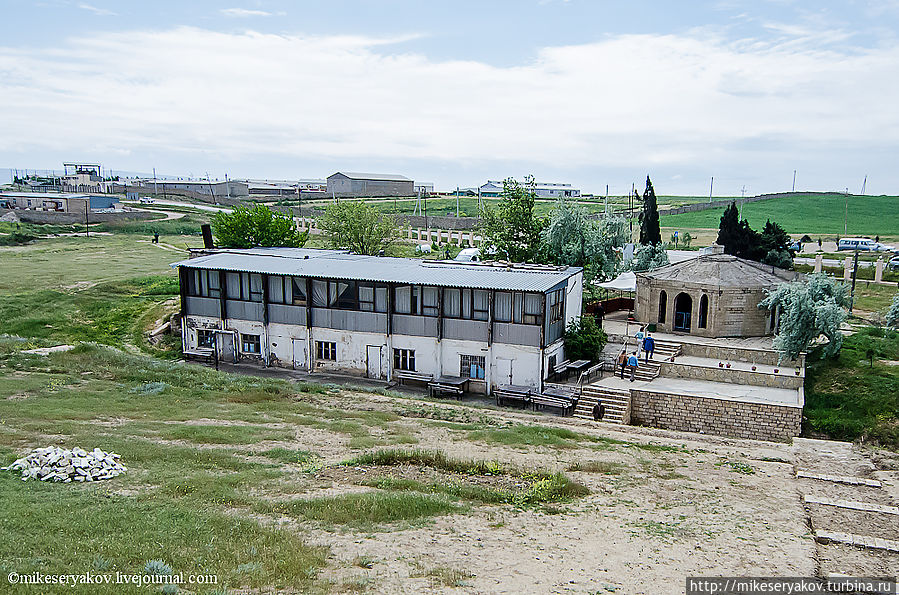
[494,386,532,407]
[531,393,576,415]
[551,359,571,381]
[428,382,464,399]
[393,370,433,385]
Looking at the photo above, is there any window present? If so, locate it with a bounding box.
[460,354,486,380]
[472,290,489,321]
[311,280,329,307]
[334,281,356,310]
[494,292,512,322]
[658,290,667,324]
[698,294,709,329]
[197,329,215,348]
[393,348,415,371]
[226,272,262,302]
[523,293,543,325]
[421,287,439,317]
[291,277,307,306]
[316,341,336,361]
[444,288,461,317]
[395,285,413,314]
[359,284,375,311]
[240,333,261,354]
[188,269,220,298]
[548,289,565,324]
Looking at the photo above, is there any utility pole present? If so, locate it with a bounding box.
[153,167,158,196]
[456,187,459,217]
[861,175,867,196]
[792,170,797,192]
[604,184,609,214]
[844,193,849,236]
[849,249,860,313]
[709,176,714,203]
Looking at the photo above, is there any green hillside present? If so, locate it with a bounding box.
[662,193,899,237]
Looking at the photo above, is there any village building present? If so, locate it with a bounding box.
[326,172,415,197]
[634,245,800,337]
[174,248,582,394]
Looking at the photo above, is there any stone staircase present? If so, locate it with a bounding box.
[652,338,683,360]
[574,385,632,424]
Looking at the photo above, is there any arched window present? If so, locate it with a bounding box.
[658,290,667,324]
[698,294,709,329]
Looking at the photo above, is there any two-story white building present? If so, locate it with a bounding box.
[173,248,583,394]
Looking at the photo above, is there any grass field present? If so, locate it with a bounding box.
[662,193,899,238]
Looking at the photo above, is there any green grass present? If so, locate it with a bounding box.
[96,213,210,236]
[466,424,585,448]
[0,474,327,594]
[261,492,461,528]
[156,423,294,445]
[262,448,316,464]
[567,461,628,474]
[663,193,899,237]
[804,327,899,448]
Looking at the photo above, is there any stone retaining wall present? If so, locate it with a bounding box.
[678,342,804,368]
[629,389,802,442]
[659,361,803,389]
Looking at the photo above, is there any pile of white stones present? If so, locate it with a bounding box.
[2,446,126,483]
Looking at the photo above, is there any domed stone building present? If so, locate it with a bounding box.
[634,245,799,338]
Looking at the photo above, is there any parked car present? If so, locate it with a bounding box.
[888,256,899,271]
[454,247,481,262]
[837,237,893,252]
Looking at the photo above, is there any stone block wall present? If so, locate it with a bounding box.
[678,342,804,368]
[630,389,802,442]
[659,361,803,389]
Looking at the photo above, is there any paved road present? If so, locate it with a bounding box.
[122,199,232,213]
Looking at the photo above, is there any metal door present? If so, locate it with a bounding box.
[217,332,236,363]
[292,338,307,370]
[366,345,382,379]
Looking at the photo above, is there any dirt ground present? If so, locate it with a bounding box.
[241,387,898,594]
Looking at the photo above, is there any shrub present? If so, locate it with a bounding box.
[563,315,607,361]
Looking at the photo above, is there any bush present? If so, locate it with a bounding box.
[563,315,607,362]
[0,232,37,246]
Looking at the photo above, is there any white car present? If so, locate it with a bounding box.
[454,248,481,262]
[888,256,899,271]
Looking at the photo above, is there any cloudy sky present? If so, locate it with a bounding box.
[2,0,899,195]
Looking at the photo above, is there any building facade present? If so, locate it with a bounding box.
[174,248,582,393]
[634,246,798,338]
[0,192,119,213]
[478,180,580,199]
[326,172,415,197]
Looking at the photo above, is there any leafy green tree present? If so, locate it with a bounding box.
[563,315,608,362]
[758,273,850,361]
[638,176,662,245]
[319,200,401,255]
[479,176,547,262]
[887,293,899,328]
[629,242,669,272]
[681,231,692,249]
[211,204,307,249]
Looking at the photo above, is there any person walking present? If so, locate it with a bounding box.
[617,350,628,379]
[628,351,639,382]
[643,333,655,363]
[634,326,646,357]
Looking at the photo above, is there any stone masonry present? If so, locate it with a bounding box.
[629,389,802,442]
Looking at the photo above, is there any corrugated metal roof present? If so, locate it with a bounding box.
[637,254,798,288]
[172,248,580,292]
[329,172,412,182]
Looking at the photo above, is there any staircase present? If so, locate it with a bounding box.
[574,385,631,424]
[611,358,661,381]
[652,338,683,360]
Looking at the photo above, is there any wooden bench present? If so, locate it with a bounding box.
[393,370,433,385]
[428,382,464,399]
[552,359,571,381]
[494,386,532,407]
[531,393,576,415]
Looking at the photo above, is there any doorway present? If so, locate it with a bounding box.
[673,292,692,332]
[495,358,513,385]
[292,338,307,370]
[366,345,383,379]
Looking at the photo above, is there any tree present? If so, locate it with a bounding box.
[887,293,899,328]
[638,176,662,245]
[211,204,307,249]
[319,200,401,255]
[758,273,850,361]
[716,202,763,260]
[563,315,608,362]
[479,176,547,262]
[760,219,793,268]
[629,242,669,272]
[681,231,693,249]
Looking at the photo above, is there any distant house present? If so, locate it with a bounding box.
[61,162,104,193]
[0,192,119,213]
[326,172,415,197]
[413,182,435,195]
[478,180,581,199]
[134,179,249,199]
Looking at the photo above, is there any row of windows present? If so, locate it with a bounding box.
[201,330,486,379]
[186,269,556,326]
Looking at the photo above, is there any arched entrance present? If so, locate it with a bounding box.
[673,292,692,332]
[698,294,709,329]
[658,290,667,324]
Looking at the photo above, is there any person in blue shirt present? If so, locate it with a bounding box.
[642,333,655,363]
[627,352,639,382]
[634,326,646,357]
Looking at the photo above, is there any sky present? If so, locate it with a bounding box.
[2,0,899,196]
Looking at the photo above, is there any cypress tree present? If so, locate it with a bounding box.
[638,176,662,245]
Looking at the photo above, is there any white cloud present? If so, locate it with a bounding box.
[0,26,897,190]
[220,8,271,17]
[78,3,116,16]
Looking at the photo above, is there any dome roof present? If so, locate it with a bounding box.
[637,254,799,289]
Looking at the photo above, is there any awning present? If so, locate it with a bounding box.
[593,271,636,292]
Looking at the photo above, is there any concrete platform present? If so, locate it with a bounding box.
[602,315,775,351]
[668,354,799,375]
